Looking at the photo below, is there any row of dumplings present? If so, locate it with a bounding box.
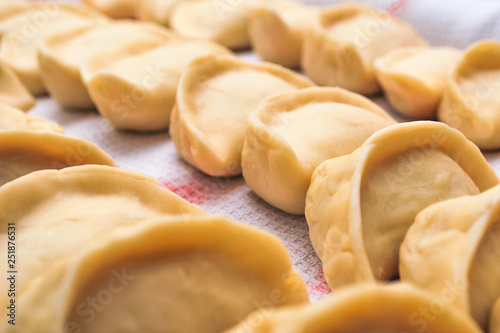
[1,122,499,331]
[1,100,499,331]
[1,1,500,332]
[1,1,499,170]
[83,0,316,52]
[0,159,495,333]
[1,97,498,330]
[0,106,302,332]
[80,0,500,148]
[306,120,500,331]
[2,1,500,149]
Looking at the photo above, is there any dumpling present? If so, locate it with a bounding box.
[242,87,395,215]
[438,40,500,150]
[82,39,231,131]
[0,62,35,111]
[83,0,138,18]
[374,46,462,119]
[3,214,308,333]
[169,0,262,49]
[38,20,173,109]
[0,102,62,132]
[492,299,500,333]
[305,121,499,290]
[400,184,500,330]
[170,54,313,176]
[0,131,116,186]
[249,2,318,68]
[226,283,481,333]
[0,3,103,96]
[0,164,208,326]
[0,1,30,26]
[137,0,186,26]
[302,4,426,95]
[0,2,50,38]
[0,1,34,38]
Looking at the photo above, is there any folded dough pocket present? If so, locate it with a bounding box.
[374,46,462,119]
[0,1,30,26]
[137,0,185,26]
[170,54,313,177]
[0,3,103,96]
[302,4,426,95]
[242,87,395,215]
[5,215,308,333]
[226,283,481,333]
[306,121,499,290]
[0,165,206,322]
[401,184,500,330]
[492,299,500,333]
[439,40,500,150]
[83,0,138,18]
[169,0,259,49]
[0,131,115,187]
[82,40,231,132]
[0,102,62,132]
[249,3,318,68]
[38,20,173,109]
[0,62,35,111]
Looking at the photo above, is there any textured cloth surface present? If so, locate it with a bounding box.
[24,0,500,302]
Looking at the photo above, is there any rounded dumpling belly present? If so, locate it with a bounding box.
[361,148,480,280]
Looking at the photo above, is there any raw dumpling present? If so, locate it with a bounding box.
[242,87,395,214]
[169,0,262,49]
[0,102,62,132]
[438,40,500,150]
[226,283,481,333]
[0,1,30,27]
[83,0,138,18]
[0,131,116,186]
[0,3,103,96]
[249,2,318,68]
[302,4,426,95]
[374,46,462,119]
[82,39,231,131]
[305,121,499,290]
[170,54,313,176]
[492,299,500,333]
[0,62,35,111]
[3,215,308,332]
[38,20,173,109]
[0,164,207,325]
[137,0,186,26]
[400,184,500,330]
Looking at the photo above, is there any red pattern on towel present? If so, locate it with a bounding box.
[159,180,212,205]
